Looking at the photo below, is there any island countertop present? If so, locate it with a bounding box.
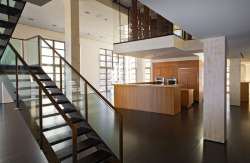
[112,83,182,88]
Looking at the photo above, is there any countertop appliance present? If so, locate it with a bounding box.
[155,77,165,84]
[167,78,178,85]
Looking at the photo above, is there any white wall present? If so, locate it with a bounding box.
[245,65,250,81]
[12,24,113,90]
[241,64,246,81]
[136,58,145,82]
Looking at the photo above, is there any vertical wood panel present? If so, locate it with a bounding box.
[114,85,181,115]
[230,58,241,106]
[157,14,163,36]
[203,36,226,143]
[131,0,138,41]
[143,5,149,39]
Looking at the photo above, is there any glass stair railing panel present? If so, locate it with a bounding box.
[10,38,24,57]
[26,37,40,66]
[0,44,17,101]
[62,60,86,119]
[8,0,17,8]
[40,38,63,88]
[87,85,121,159]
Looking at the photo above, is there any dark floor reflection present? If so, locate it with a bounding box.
[203,140,227,163]
[115,99,250,163]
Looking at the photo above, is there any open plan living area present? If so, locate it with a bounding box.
[1,0,250,163]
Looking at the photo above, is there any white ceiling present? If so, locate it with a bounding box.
[121,48,201,60]
[139,0,250,58]
[25,0,51,6]
[19,0,115,43]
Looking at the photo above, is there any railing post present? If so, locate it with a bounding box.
[38,37,41,66]
[39,86,43,149]
[72,128,77,163]
[85,82,88,122]
[60,58,62,92]
[15,55,19,108]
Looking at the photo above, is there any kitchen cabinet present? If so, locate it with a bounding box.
[181,89,194,107]
[178,68,199,101]
[153,68,161,77]
[153,60,203,102]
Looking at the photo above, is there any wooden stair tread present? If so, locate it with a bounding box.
[43,117,84,132]
[0,4,20,16]
[77,150,111,163]
[56,138,101,161]
[47,127,91,146]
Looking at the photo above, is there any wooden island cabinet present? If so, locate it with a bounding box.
[113,83,181,115]
[153,60,203,102]
[181,89,194,108]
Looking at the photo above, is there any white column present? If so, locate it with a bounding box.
[65,0,80,72]
[203,36,226,143]
[230,58,241,106]
[65,0,80,102]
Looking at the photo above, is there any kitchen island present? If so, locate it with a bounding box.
[113,83,181,115]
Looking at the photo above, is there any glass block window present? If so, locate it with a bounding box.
[100,49,125,92]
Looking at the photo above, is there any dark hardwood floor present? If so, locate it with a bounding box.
[0,103,47,163]
[119,100,250,163]
[1,92,250,163]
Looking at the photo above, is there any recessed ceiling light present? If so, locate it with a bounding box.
[85,11,90,14]
[96,14,102,18]
[28,18,34,21]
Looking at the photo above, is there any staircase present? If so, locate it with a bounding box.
[0,0,25,57]
[0,1,123,162]
[4,64,113,162]
[0,39,123,162]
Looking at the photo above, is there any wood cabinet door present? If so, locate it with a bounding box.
[178,72,187,88]
[178,71,198,101]
[186,72,198,101]
[154,68,161,76]
[159,68,170,77]
[171,67,178,78]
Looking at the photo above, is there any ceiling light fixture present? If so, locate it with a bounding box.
[240,53,244,58]
[96,14,102,18]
